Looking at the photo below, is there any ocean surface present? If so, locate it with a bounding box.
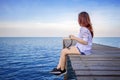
[0,37,120,80]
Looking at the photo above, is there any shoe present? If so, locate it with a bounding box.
[58,69,66,76]
[50,68,66,75]
[50,68,61,74]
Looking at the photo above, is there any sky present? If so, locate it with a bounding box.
[0,0,120,37]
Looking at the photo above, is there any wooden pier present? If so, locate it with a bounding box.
[63,39,120,80]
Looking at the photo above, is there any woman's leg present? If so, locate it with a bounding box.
[57,46,80,70]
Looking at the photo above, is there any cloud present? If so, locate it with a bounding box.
[0,21,79,37]
[0,0,120,37]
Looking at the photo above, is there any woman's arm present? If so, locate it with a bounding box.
[69,35,88,45]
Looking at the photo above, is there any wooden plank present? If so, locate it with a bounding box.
[92,50,120,53]
[92,43,120,50]
[69,55,120,61]
[71,64,120,71]
[68,54,120,58]
[71,63,120,67]
[71,61,120,67]
[91,51,120,54]
[77,76,120,80]
[69,57,120,61]
[75,71,120,76]
[71,60,120,64]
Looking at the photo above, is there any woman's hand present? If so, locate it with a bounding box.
[69,35,76,40]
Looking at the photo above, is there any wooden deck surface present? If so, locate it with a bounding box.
[63,39,120,80]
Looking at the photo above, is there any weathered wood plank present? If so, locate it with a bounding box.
[68,54,120,58]
[71,65,120,71]
[75,71,120,76]
[68,55,120,61]
[71,60,120,64]
[92,43,120,51]
[71,61,120,67]
[66,55,120,80]
[77,76,120,80]
[69,57,120,61]
[71,54,120,56]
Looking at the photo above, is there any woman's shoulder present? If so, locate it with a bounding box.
[80,26,89,32]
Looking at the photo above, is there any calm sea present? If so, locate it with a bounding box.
[0,37,120,80]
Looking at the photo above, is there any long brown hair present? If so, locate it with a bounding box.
[78,12,94,38]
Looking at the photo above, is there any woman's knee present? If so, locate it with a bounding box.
[61,48,68,55]
[61,48,67,53]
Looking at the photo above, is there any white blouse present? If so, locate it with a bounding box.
[75,26,93,55]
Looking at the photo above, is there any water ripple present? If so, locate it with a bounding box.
[0,37,63,80]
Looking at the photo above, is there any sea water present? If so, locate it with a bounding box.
[0,37,63,80]
[0,37,120,80]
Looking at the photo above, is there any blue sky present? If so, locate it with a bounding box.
[0,0,120,37]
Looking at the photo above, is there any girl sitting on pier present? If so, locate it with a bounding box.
[50,11,94,75]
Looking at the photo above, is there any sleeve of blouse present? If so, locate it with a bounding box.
[81,28,89,42]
